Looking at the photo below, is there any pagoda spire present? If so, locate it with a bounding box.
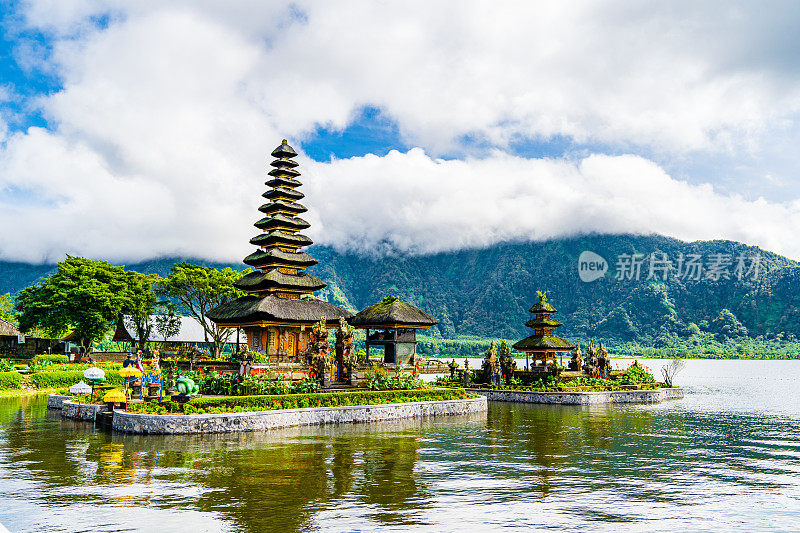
[235,140,326,298]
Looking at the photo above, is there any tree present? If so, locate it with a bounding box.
[0,293,15,324]
[156,263,247,358]
[122,270,161,351]
[154,304,182,343]
[16,256,129,354]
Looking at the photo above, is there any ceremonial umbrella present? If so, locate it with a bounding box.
[118,366,142,400]
[103,390,127,405]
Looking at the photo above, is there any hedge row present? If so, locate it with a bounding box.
[129,388,473,415]
[35,354,69,364]
[30,369,124,389]
[0,372,23,390]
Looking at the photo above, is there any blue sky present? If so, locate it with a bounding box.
[0,1,798,263]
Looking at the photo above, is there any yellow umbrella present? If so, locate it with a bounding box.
[119,367,142,400]
[118,367,142,378]
[103,390,127,403]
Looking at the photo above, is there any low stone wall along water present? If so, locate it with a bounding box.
[61,400,109,421]
[113,396,488,434]
[468,387,684,405]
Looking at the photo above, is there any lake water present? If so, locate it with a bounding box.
[1,359,799,532]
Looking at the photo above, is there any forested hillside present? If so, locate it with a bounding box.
[1,234,798,352]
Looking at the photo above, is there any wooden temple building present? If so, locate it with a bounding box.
[349,296,437,364]
[512,292,575,370]
[207,140,351,361]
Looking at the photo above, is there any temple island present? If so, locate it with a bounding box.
[41,140,680,434]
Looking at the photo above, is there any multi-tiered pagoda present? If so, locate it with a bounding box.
[207,140,351,361]
[513,291,575,370]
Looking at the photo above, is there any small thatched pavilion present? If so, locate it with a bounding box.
[349,296,437,364]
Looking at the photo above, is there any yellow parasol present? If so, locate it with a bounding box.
[103,390,127,403]
[119,367,142,400]
[118,367,142,378]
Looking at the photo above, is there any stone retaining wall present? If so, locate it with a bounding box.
[47,394,72,409]
[61,400,108,421]
[468,387,684,405]
[112,396,487,434]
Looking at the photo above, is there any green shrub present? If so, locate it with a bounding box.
[30,369,123,389]
[34,354,69,364]
[0,359,15,372]
[128,388,472,414]
[0,371,22,390]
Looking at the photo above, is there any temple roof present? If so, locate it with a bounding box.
[513,335,575,351]
[529,300,556,313]
[235,270,326,292]
[207,294,351,326]
[243,249,318,269]
[111,317,134,343]
[271,139,297,159]
[259,200,307,215]
[349,296,438,329]
[0,318,20,337]
[249,230,312,248]
[270,158,299,169]
[254,214,310,232]
[263,187,304,201]
[267,167,301,178]
[266,176,302,189]
[525,317,563,328]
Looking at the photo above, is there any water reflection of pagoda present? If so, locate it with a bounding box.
[207,140,351,361]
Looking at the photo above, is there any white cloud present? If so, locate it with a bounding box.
[0,1,799,263]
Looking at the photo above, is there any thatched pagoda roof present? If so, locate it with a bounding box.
[249,230,312,248]
[529,300,556,313]
[513,335,575,351]
[271,139,298,158]
[348,296,438,330]
[243,249,318,269]
[207,294,351,326]
[524,317,563,328]
[254,214,310,232]
[258,200,308,215]
[0,319,20,337]
[234,270,326,293]
[263,187,304,201]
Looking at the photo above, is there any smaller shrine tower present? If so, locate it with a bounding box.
[512,291,575,370]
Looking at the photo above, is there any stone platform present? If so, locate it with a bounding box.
[61,400,109,421]
[113,396,488,434]
[467,387,683,405]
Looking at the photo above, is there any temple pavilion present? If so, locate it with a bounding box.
[207,140,351,361]
[512,291,575,370]
[348,296,437,364]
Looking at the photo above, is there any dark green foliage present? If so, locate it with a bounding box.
[30,369,123,389]
[0,371,22,390]
[15,256,131,354]
[365,370,424,390]
[34,354,68,364]
[127,388,470,414]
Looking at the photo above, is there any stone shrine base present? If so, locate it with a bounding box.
[112,396,488,434]
[467,387,684,405]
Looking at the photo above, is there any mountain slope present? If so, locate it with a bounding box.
[1,234,798,345]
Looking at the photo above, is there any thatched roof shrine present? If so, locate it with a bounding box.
[349,296,437,330]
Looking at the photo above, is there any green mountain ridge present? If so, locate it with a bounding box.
[1,234,798,350]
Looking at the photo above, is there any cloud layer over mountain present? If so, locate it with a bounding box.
[1,1,799,262]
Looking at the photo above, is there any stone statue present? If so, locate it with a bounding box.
[596,342,611,378]
[481,341,498,385]
[462,358,471,386]
[448,359,458,380]
[335,317,356,384]
[498,340,516,384]
[583,340,597,375]
[569,346,583,371]
[309,317,330,386]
